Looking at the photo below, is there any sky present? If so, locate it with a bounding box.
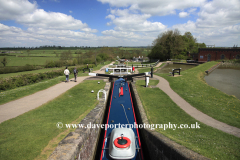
[0,0,239,47]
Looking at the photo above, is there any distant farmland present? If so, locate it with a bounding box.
[0,47,151,67]
[4,56,59,66]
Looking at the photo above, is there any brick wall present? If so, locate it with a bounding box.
[198,48,240,62]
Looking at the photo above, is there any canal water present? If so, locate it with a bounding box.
[155,63,196,73]
[204,67,240,99]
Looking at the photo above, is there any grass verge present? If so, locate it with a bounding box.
[136,80,240,160]
[34,108,92,160]
[0,73,88,105]
[0,61,113,104]
[0,67,65,79]
[156,61,240,128]
[0,80,105,160]
[92,61,111,71]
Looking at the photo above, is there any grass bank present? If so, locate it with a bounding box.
[93,61,111,71]
[0,72,88,105]
[136,80,240,160]
[156,61,240,128]
[0,62,103,79]
[0,80,105,160]
[0,67,65,79]
[0,61,111,104]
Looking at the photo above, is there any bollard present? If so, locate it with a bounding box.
[145,76,149,87]
[151,67,153,78]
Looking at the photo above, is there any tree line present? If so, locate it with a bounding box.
[148,29,206,61]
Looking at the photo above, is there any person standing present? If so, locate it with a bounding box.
[64,67,70,82]
[73,67,78,82]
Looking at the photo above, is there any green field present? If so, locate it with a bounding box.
[1,47,151,68]
[6,49,88,55]
[0,49,95,67]
[0,56,60,66]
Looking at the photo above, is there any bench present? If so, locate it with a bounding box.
[83,68,91,73]
[169,68,181,76]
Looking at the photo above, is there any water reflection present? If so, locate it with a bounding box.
[204,67,240,99]
[156,63,196,73]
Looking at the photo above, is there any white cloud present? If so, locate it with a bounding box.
[106,9,166,32]
[98,0,206,16]
[106,14,115,20]
[179,12,189,18]
[0,0,37,20]
[50,0,60,2]
[99,0,240,46]
[196,0,240,27]
[0,0,239,47]
[0,0,98,32]
[0,23,25,35]
[0,23,99,47]
[172,0,240,46]
[101,30,140,39]
[188,8,197,13]
[172,21,196,34]
[17,9,95,31]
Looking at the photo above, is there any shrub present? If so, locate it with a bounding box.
[45,60,75,68]
[45,60,56,68]
[0,65,86,91]
[0,70,62,91]
[0,65,43,74]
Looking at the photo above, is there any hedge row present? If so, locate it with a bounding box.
[45,60,73,68]
[0,66,84,91]
[0,65,43,74]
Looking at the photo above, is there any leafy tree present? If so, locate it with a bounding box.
[97,53,109,61]
[182,32,197,54]
[135,50,142,57]
[76,52,82,64]
[197,43,206,48]
[60,50,73,60]
[73,58,78,66]
[149,29,200,61]
[1,57,8,67]
[27,49,30,56]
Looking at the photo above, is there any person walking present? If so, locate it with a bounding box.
[64,67,70,82]
[73,67,78,82]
